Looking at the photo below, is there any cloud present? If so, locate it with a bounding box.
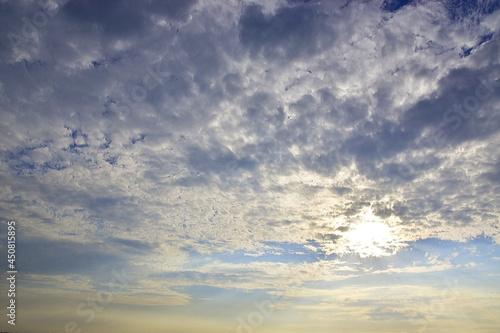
[1,0,499,258]
[238,3,336,61]
[0,2,499,331]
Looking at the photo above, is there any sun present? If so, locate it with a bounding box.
[323,207,407,258]
[345,221,394,258]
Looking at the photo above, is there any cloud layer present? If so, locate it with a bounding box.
[0,0,499,332]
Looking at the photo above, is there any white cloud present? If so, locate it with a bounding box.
[0,0,499,302]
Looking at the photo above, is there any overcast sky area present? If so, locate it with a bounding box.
[0,0,500,332]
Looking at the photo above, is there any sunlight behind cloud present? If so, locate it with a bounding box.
[344,207,404,258]
[1,0,500,332]
[346,221,393,257]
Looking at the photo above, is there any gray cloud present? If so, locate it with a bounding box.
[0,0,499,291]
[239,3,337,61]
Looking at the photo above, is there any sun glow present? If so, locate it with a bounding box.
[346,221,394,257]
[342,207,403,258]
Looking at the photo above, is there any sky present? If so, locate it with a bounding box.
[0,0,500,332]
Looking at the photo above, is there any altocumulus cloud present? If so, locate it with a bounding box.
[0,0,500,332]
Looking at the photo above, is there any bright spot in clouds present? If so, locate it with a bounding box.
[346,221,395,258]
[341,207,403,258]
[1,0,500,332]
